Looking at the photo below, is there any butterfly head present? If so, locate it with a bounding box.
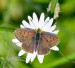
[37,28,40,33]
[35,28,43,33]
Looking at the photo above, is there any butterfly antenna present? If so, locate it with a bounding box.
[58,50,75,63]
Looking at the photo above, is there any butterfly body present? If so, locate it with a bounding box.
[14,28,60,55]
[35,29,40,45]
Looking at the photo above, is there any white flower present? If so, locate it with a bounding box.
[12,12,59,63]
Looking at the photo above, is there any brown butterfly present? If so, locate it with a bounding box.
[14,28,60,55]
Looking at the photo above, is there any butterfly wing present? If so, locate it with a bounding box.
[14,28,36,53]
[37,33,51,55]
[37,32,59,55]
[37,39,50,55]
[41,32,60,48]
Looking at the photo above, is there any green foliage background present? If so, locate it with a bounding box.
[0,0,75,68]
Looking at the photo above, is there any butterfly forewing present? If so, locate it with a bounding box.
[41,32,60,48]
[14,28,36,53]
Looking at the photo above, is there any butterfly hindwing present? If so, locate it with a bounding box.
[14,28,36,53]
[22,37,35,53]
[37,39,50,55]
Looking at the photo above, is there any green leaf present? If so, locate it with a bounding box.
[33,0,50,3]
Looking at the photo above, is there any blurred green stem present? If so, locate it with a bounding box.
[46,52,75,67]
[50,0,58,14]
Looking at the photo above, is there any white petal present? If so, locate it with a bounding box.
[33,12,38,29]
[22,20,32,29]
[12,38,20,43]
[49,25,56,32]
[39,13,44,28]
[47,25,56,32]
[26,53,33,63]
[45,18,53,27]
[16,42,22,47]
[51,46,59,51]
[42,18,53,31]
[31,52,37,62]
[44,17,50,23]
[20,25,25,28]
[18,50,25,56]
[37,55,44,63]
[28,16,35,29]
[41,17,50,29]
[52,30,59,34]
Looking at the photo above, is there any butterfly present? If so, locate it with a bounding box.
[14,28,60,55]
